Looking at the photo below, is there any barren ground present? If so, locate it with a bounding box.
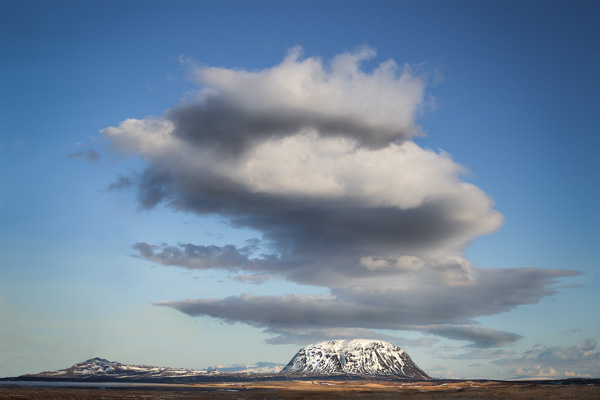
[1,379,599,399]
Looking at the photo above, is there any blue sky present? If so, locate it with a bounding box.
[1,1,598,380]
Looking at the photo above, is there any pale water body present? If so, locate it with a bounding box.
[0,380,174,388]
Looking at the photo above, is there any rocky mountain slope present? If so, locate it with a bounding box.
[281,339,430,379]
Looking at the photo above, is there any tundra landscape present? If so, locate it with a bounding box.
[1,0,598,390]
[1,379,599,399]
[1,342,598,399]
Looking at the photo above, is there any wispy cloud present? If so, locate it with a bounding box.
[560,327,582,335]
[232,274,276,285]
[103,47,578,348]
[436,347,517,360]
[67,149,101,164]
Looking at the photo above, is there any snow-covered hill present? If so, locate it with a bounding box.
[27,357,214,379]
[281,339,430,379]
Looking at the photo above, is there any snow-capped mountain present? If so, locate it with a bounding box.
[24,358,283,380]
[208,362,284,374]
[20,340,429,381]
[281,339,430,379]
[26,357,214,379]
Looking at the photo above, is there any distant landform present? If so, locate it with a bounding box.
[8,339,430,382]
[283,339,430,379]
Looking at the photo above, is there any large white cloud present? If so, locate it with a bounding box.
[181,46,425,149]
[103,47,577,347]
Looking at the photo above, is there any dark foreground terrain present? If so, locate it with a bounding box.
[1,379,598,399]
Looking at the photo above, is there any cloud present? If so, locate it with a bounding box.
[106,174,135,192]
[207,361,284,373]
[264,329,438,347]
[505,365,592,380]
[420,325,522,348]
[103,47,579,348]
[493,339,600,379]
[232,274,275,285]
[132,242,256,271]
[560,327,582,335]
[155,266,575,347]
[67,149,101,164]
[426,364,459,379]
[168,46,425,153]
[262,327,407,346]
[437,348,517,360]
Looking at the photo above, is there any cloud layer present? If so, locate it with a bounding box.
[103,47,577,347]
[493,339,599,379]
[155,268,575,346]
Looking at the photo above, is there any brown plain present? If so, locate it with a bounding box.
[1,379,599,400]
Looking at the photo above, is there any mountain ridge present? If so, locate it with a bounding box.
[16,339,430,381]
[24,357,216,379]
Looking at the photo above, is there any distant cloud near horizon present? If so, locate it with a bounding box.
[103,47,577,348]
[493,339,599,379]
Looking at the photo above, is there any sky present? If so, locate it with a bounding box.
[1,1,598,380]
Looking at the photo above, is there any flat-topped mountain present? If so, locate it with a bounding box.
[281,339,430,379]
